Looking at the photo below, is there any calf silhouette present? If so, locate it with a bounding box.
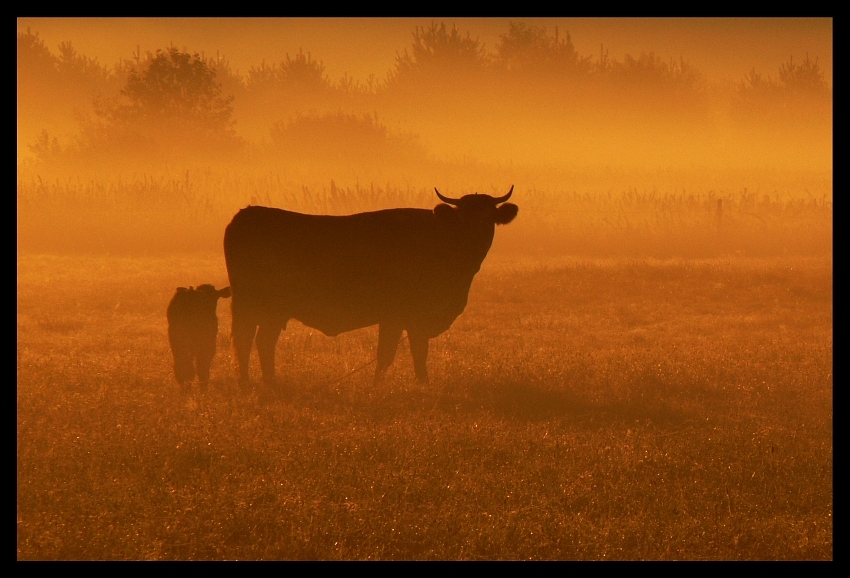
[166,284,231,393]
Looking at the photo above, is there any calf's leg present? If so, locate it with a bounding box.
[195,342,216,394]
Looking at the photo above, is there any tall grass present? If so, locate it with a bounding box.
[18,173,832,258]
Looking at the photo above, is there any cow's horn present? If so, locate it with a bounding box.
[435,188,460,206]
[493,185,514,204]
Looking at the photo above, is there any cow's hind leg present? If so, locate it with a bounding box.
[232,315,257,391]
[408,330,430,384]
[374,324,403,384]
[256,323,283,387]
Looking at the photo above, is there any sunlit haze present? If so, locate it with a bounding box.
[16,18,833,561]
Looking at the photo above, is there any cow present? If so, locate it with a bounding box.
[223,186,518,389]
[166,284,232,393]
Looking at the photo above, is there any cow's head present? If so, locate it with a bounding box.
[434,185,518,225]
[433,185,518,258]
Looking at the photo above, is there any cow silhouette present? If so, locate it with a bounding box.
[224,186,518,389]
[166,284,231,393]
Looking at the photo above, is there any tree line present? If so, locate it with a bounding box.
[17,22,832,168]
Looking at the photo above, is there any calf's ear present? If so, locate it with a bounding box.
[495,203,518,225]
[218,286,232,299]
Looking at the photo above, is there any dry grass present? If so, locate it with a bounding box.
[17,252,832,560]
[17,175,832,259]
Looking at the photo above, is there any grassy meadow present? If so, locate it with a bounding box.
[17,237,832,559]
[16,20,833,560]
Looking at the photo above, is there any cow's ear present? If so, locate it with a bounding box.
[495,203,518,225]
[434,203,455,219]
[218,286,232,299]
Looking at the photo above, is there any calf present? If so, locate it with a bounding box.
[166,284,231,393]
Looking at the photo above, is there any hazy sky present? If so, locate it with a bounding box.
[17,17,832,86]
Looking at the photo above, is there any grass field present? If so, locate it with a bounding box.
[16,251,832,560]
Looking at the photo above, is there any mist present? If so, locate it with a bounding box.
[17,17,832,257]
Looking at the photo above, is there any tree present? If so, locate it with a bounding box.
[733,54,831,128]
[83,46,241,161]
[495,22,591,77]
[246,49,330,94]
[388,22,490,85]
[109,47,235,138]
[778,54,829,96]
[17,28,56,84]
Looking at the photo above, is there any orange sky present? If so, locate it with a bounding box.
[16,17,832,87]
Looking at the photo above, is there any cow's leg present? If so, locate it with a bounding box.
[231,313,257,391]
[408,330,430,384]
[256,323,282,387]
[374,324,403,383]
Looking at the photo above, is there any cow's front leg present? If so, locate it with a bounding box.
[256,323,282,387]
[408,331,430,384]
[231,314,256,391]
[374,324,403,384]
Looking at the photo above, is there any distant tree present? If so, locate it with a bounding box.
[777,54,829,96]
[735,67,780,108]
[586,50,705,120]
[387,22,490,86]
[269,111,426,166]
[495,22,592,77]
[88,47,240,157]
[733,54,831,128]
[18,29,118,166]
[56,40,113,87]
[27,129,62,162]
[17,28,56,83]
[115,48,234,134]
[17,29,115,97]
[241,48,343,126]
[246,49,331,94]
[604,52,699,93]
[203,53,247,103]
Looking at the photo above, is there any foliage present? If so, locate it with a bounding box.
[495,22,592,77]
[246,49,330,94]
[733,55,831,128]
[16,22,831,175]
[17,28,56,82]
[610,52,698,89]
[388,22,491,87]
[17,29,118,107]
[268,111,427,168]
[27,130,62,162]
[114,48,235,135]
[17,28,119,163]
[80,47,242,159]
[778,54,830,95]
